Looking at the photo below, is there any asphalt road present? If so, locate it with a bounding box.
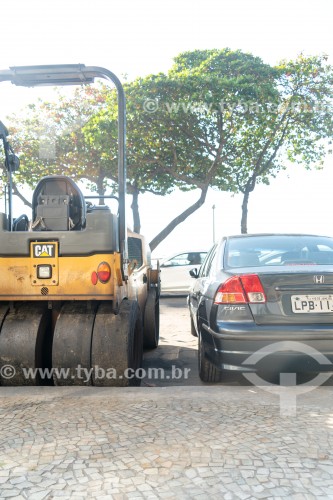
[141,296,245,388]
[141,296,202,387]
[141,296,333,388]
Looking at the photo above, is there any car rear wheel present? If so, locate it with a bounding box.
[198,334,221,383]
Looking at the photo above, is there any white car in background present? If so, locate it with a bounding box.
[159,251,207,295]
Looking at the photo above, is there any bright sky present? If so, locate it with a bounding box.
[0,0,332,257]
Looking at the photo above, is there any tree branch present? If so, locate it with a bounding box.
[12,182,32,208]
[149,185,209,252]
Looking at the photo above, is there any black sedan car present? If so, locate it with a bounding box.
[188,234,333,382]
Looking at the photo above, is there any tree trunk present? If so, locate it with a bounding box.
[241,190,249,234]
[240,173,257,234]
[97,175,105,205]
[241,180,257,234]
[131,189,141,234]
[149,186,209,252]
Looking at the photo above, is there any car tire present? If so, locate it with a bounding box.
[190,316,197,337]
[198,334,221,383]
[143,288,160,349]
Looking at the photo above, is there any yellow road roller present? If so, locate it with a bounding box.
[0,65,160,386]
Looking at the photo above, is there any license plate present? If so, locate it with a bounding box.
[291,295,333,313]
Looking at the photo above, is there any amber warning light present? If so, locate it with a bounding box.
[91,262,111,285]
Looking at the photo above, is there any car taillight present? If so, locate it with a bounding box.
[240,274,266,303]
[214,274,266,304]
[214,276,246,304]
[97,262,111,283]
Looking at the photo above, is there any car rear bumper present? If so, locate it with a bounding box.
[201,322,333,374]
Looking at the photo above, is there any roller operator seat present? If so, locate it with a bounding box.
[31,175,86,231]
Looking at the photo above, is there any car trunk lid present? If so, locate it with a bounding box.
[244,266,333,325]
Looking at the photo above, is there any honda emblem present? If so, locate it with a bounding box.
[314,275,325,284]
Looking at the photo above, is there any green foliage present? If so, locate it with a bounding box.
[2,49,332,239]
[129,49,281,196]
[7,85,114,195]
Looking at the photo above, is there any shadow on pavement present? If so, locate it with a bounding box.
[159,296,188,307]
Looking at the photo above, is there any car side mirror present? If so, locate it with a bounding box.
[189,268,199,278]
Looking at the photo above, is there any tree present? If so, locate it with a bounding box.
[127,49,280,248]
[70,50,277,244]
[224,53,333,233]
[131,49,333,242]
[4,50,333,248]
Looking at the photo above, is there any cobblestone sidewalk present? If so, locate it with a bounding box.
[0,386,333,499]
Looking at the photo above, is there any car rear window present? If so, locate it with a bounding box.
[225,235,333,267]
